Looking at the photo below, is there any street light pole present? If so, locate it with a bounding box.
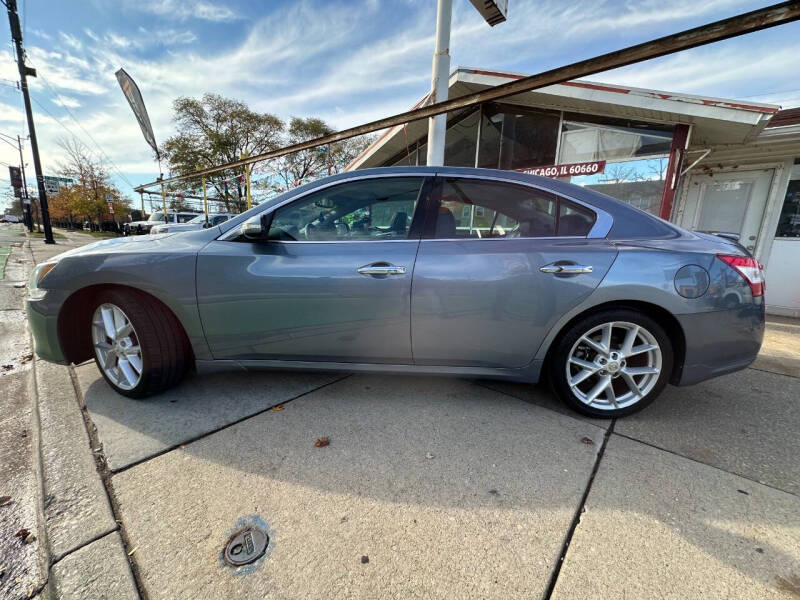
[425,0,452,167]
[6,0,54,243]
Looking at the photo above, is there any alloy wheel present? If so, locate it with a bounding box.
[91,303,143,390]
[565,321,662,411]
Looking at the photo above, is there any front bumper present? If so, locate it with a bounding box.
[26,298,68,364]
[675,304,764,386]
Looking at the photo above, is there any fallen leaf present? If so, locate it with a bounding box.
[20,354,33,364]
[23,533,35,544]
[0,496,11,507]
[272,404,284,411]
[2,365,12,371]
[579,436,594,445]
[14,528,29,539]
[314,437,330,447]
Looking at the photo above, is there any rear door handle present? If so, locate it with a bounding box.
[357,263,407,276]
[540,263,593,274]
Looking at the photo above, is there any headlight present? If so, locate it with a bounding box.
[28,262,57,299]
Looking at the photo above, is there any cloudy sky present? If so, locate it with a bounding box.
[1,0,798,210]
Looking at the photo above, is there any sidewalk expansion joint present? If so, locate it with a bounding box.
[49,527,119,566]
[543,417,616,600]
[110,372,353,476]
[611,430,800,499]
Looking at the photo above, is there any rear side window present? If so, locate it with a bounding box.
[431,178,595,239]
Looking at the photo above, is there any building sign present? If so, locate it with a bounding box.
[520,160,606,179]
[43,176,74,195]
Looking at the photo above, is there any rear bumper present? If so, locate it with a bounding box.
[674,304,764,386]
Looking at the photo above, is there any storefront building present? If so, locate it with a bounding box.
[348,68,800,316]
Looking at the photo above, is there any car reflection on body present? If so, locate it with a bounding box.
[26,167,765,418]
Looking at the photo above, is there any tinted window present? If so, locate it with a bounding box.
[268,178,423,241]
[433,179,595,239]
[558,201,595,236]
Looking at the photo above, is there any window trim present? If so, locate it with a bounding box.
[220,173,432,244]
[423,175,609,241]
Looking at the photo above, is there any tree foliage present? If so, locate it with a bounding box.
[161,94,375,209]
[161,93,283,212]
[54,138,131,222]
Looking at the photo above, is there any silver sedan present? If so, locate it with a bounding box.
[26,167,765,417]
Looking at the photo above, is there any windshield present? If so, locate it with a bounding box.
[186,214,207,224]
[148,212,166,222]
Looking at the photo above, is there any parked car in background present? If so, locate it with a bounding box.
[1,213,22,223]
[150,213,237,234]
[26,167,765,418]
[123,210,200,235]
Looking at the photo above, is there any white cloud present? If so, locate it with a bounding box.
[124,0,239,22]
[53,94,82,108]
[58,32,82,51]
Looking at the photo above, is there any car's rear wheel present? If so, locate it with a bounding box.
[90,289,190,398]
[550,309,673,418]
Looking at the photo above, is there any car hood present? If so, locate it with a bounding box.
[44,232,180,263]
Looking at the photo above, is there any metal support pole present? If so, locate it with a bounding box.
[7,0,54,243]
[426,0,452,167]
[139,191,145,215]
[160,182,168,225]
[242,151,252,210]
[16,135,32,231]
[202,176,208,224]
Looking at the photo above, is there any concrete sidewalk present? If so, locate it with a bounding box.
[4,226,799,599]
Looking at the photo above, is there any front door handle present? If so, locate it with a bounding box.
[357,263,407,276]
[540,263,593,274]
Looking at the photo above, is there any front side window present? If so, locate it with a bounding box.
[433,178,595,239]
[268,177,424,242]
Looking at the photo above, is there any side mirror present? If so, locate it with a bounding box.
[238,213,273,240]
[240,219,263,239]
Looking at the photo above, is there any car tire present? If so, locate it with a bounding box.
[90,289,190,398]
[549,309,673,418]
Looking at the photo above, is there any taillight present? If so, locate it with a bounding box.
[717,254,765,297]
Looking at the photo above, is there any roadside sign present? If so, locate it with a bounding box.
[43,175,74,195]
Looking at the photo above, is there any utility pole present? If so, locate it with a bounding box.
[6,0,54,243]
[425,0,452,167]
[16,135,32,231]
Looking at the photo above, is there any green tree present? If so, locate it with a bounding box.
[161,94,283,212]
[57,138,131,225]
[269,119,375,193]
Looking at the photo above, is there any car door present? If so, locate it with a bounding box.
[411,176,618,368]
[197,175,431,363]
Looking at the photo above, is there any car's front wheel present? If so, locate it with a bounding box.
[90,289,190,398]
[550,309,673,418]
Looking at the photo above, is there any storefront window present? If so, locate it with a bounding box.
[775,179,800,238]
[443,109,480,167]
[477,104,559,170]
[568,157,668,215]
[558,117,673,215]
